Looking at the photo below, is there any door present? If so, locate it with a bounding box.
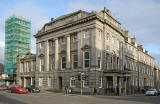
[58,77,63,90]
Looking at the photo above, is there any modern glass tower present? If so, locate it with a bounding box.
[5,15,31,77]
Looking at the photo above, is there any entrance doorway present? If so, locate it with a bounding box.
[58,77,63,90]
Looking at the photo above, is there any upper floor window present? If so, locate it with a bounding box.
[49,55,54,71]
[106,45,110,52]
[40,41,45,49]
[61,37,66,44]
[73,54,78,69]
[40,58,44,72]
[70,77,76,87]
[84,52,90,68]
[33,61,36,72]
[97,51,101,68]
[83,30,90,39]
[73,34,78,42]
[61,56,66,69]
[50,40,55,46]
[98,30,102,39]
[106,33,110,40]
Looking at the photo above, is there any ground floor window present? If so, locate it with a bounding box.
[39,78,43,86]
[98,77,102,88]
[70,77,76,87]
[48,78,52,86]
[83,76,89,87]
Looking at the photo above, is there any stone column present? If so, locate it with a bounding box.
[66,35,71,69]
[24,77,26,88]
[124,77,127,95]
[31,61,33,72]
[55,38,59,70]
[78,31,82,68]
[45,40,49,71]
[36,43,40,72]
[119,78,122,95]
[31,77,33,86]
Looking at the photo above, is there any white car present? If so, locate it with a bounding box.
[145,89,158,96]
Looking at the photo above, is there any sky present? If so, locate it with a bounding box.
[0,0,160,66]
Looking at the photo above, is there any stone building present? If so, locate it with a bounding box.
[154,66,160,89]
[16,51,36,88]
[33,7,155,95]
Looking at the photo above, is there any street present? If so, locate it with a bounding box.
[0,91,160,104]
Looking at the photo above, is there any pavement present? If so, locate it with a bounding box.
[0,91,160,104]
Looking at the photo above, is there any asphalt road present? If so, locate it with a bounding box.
[0,91,160,104]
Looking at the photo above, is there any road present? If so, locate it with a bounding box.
[0,91,160,104]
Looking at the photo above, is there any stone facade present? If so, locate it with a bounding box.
[16,52,36,88]
[33,8,156,95]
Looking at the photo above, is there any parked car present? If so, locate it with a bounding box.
[0,84,7,91]
[26,85,40,93]
[156,89,160,95]
[145,89,158,96]
[10,85,29,94]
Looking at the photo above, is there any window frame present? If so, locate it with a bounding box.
[39,78,43,86]
[70,77,76,87]
[83,51,90,69]
[72,54,78,69]
[40,58,44,72]
[61,56,66,70]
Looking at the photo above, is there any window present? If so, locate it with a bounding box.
[73,34,78,42]
[40,41,45,49]
[61,37,66,44]
[61,56,66,69]
[84,52,90,68]
[98,77,102,88]
[73,54,78,69]
[106,53,109,69]
[28,62,31,72]
[40,58,44,72]
[33,61,36,72]
[106,33,109,40]
[98,30,102,39]
[48,78,52,86]
[70,77,76,87]
[39,78,43,86]
[97,51,101,68]
[50,40,55,46]
[83,30,90,39]
[106,45,110,52]
[49,55,54,71]
[83,76,89,87]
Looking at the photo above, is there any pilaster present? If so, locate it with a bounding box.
[45,40,49,71]
[55,38,59,70]
[66,35,71,69]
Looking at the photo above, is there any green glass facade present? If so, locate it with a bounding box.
[5,15,31,77]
